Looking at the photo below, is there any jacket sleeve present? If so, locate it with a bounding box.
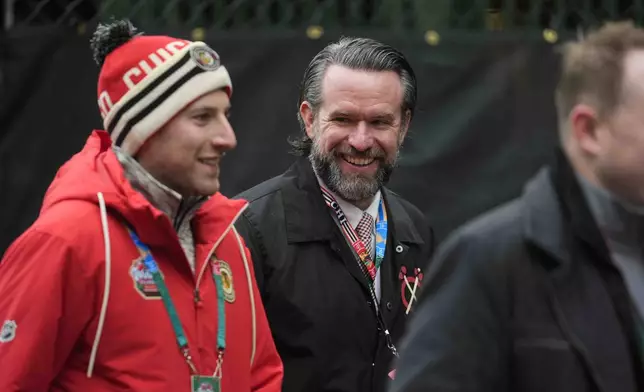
[235,241,283,391]
[389,229,510,392]
[0,229,96,391]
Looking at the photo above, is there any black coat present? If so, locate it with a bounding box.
[390,151,644,392]
[234,157,434,392]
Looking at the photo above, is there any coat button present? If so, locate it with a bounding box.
[395,245,404,253]
[386,301,393,311]
[367,301,372,307]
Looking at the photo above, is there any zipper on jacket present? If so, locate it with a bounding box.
[194,288,203,308]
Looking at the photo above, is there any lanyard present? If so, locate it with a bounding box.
[128,230,226,377]
[320,186,388,283]
[320,186,399,358]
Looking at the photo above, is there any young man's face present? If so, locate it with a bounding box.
[137,89,236,197]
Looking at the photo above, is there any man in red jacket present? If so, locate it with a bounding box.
[0,20,283,391]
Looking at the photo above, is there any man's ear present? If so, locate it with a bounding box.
[569,104,602,156]
[300,101,315,139]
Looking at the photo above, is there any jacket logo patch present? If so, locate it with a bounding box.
[213,258,235,303]
[399,266,423,315]
[0,320,17,343]
[130,257,161,300]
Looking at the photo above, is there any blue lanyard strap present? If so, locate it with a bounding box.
[374,200,388,270]
[128,230,226,375]
[211,262,227,351]
[321,186,388,283]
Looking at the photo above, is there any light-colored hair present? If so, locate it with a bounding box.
[291,37,417,156]
[555,21,644,131]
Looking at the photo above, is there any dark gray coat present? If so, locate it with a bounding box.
[390,151,643,392]
[235,157,435,392]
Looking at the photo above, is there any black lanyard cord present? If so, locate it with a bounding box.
[328,211,399,358]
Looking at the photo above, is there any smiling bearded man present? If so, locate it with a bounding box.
[309,119,401,207]
[234,37,435,392]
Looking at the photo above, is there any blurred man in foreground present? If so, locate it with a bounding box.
[391,21,644,392]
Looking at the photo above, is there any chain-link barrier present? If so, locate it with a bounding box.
[6,0,644,32]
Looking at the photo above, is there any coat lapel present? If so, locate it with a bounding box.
[547,262,636,392]
[523,153,638,392]
[280,158,428,307]
[379,190,426,327]
[281,158,373,293]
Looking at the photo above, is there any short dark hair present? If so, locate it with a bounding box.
[289,37,417,156]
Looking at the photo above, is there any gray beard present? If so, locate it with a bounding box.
[309,139,397,203]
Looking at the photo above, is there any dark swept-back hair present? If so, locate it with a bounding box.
[289,37,417,156]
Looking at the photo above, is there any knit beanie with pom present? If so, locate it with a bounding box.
[90,20,232,155]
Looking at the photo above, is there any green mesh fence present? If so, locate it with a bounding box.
[8,0,644,32]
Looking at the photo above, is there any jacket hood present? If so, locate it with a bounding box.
[41,130,247,247]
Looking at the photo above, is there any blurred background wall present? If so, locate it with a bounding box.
[1,0,642,253]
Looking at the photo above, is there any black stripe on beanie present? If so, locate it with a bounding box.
[107,52,192,135]
[115,67,204,147]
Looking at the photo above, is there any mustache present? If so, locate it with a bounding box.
[331,146,386,160]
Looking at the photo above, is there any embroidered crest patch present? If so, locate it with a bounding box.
[130,257,161,300]
[399,266,423,315]
[0,320,17,343]
[190,45,221,71]
[213,259,235,303]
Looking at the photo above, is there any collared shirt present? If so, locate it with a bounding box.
[314,174,384,300]
[578,174,644,319]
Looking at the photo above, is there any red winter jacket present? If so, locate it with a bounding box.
[0,131,283,391]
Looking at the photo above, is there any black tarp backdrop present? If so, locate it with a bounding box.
[0,25,563,254]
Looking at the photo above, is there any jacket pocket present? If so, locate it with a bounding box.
[511,323,589,392]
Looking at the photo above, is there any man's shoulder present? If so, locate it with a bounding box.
[452,166,558,251]
[35,200,104,239]
[2,200,105,263]
[383,188,431,233]
[235,173,289,205]
[444,197,527,258]
[234,171,296,231]
[383,188,425,219]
